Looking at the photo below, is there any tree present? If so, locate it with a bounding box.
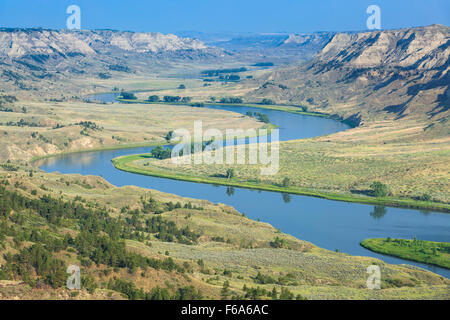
[151,146,172,160]
[370,181,388,197]
[261,98,274,105]
[279,287,295,300]
[270,236,288,249]
[219,97,243,104]
[419,193,431,201]
[221,280,230,299]
[226,168,235,179]
[282,177,290,187]
[120,92,137,100]
[270,287,278,300]
[163,96,181,103]
[148,95,159,102]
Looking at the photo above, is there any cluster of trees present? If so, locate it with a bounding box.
[240,284,306,300]
[148,95,159,102]
[270,236,289,249]
[77,121,103,136]
[253,272,298,286]
[252,62,274,67]
[219,97,243,104]
[108,64,131,73]
[2,244,67,287]
[246,111,270,124]
[219,74,240,81]
[108,279,202,300]
[98,72,111,79]
[370,181,388,197]
[151,146,172,160]
[165,96,193,103]
[261,98,274,105]
[0,105,13,112]
[261,82,288,90]
[146,216,199,244]
[76,121,102,131]
[0,95,18,103]
[147,96,194,103]
[120,92,137,100]
[201,67,247,77]
[0,184,198,291]
[0,119,43,127]
[0,163,18,172]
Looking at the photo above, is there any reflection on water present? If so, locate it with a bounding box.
[370,206,387,220]
[226,186,235,196]
[282,193,291,203]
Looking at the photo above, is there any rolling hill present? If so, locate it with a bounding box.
[247,24,449,127]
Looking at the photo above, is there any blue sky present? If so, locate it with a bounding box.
[0,0,448,33]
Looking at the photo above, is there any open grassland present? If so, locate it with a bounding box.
[0,166,448,300]
[0,100,264,162]
[361,239,450,270]
[113,116,450,211]
[105,81,450,211]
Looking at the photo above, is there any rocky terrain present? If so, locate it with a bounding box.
[0,28,225,97]
[247,24,449,127]
[196,32,334,64]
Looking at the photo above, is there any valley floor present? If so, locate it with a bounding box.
[0,168,449,300]
[0,76,449,300]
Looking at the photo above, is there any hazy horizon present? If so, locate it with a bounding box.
[0,0,448,34]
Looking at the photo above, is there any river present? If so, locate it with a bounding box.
[37,93,450,278]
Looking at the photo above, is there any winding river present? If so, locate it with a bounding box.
[37,93,450,278]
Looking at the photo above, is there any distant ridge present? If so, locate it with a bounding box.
[248,24,450,125]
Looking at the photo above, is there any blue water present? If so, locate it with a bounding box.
[39,94,450,278]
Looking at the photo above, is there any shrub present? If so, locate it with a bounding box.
[147,95,159,102]
[261,98,274,105]
[282,177,291,187]
[419,193,431,201]
[120,92,137,100]
[370,181,388,197]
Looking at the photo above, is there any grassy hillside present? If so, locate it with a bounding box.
[0,98,265,162]
[0,166,448,300]
[112,26,450,210]
[361,239,450,269]
[113,116,450,211]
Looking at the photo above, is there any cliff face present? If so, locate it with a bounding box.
[0,28,222,96]
[207,32,334,64]
[248,25,450,124]
[315,24,449,70]
[0,28,208,59]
